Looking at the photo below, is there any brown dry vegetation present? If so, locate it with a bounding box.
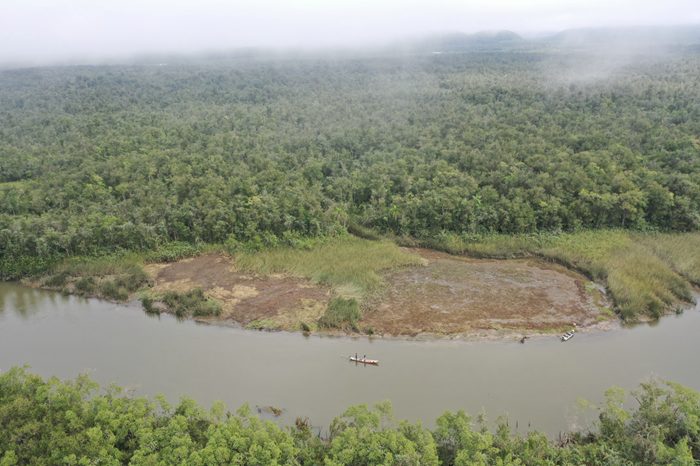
[144,248,610,338]
[145,254,330,330]
[362,249,611,337]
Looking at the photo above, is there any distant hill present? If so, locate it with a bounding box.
[405,25,700,55]
[410,30,526,52]
[543,25,700,49]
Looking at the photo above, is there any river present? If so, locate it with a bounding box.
[1,282,699,436]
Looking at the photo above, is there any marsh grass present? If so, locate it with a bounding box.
[318,297,361,330]
[233,235,421,332]
[422,230,698,321]
[161,288,221,318]
[142,242,210,263]
[140,295,157,314]
[30,230,700,324]
[246,319,282,331]
[235,236,422,300]
[40,253,151,301]
[641,232,700,286]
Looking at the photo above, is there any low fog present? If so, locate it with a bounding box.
[1,0,699,67]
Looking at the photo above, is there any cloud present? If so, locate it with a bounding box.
[1,0,699,65]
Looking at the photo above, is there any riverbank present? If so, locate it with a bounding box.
[3,282,700,440]
[401,230,700,320]
[135,237,613,339]
[2,366,699,465]
[17,231,700,339]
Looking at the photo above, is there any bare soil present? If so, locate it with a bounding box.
[144,249,612,338]
[361,249,611,337]
[145,254,330,329]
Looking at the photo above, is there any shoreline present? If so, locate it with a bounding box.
[13,239,698,343]
[6,279,623,343]
[190,312,623,343]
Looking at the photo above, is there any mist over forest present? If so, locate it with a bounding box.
[2,0,700,461]
[2,25,699,272]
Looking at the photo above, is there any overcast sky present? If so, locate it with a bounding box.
[1,0,699,65]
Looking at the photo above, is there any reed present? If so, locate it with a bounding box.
[641,232,700,286]
[39,253,150,301]
[234,236,422,300]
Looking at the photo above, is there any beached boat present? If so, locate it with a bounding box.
[561,330,575,342]
[349,356,379,365]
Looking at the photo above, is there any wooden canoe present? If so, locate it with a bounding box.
[350,356,379,365]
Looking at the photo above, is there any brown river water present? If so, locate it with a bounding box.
[1,282,699,436]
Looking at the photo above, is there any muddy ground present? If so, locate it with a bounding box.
[144,254,330,330]
[362,249,611,337]
[144,249,611,338]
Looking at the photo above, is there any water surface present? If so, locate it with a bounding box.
[1,282,699,435]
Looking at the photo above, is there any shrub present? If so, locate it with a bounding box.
[347,222,384,241]
[144,242,203,263]
[161,289,221,318]
[74,276,96,295]
[43,271,70,288]
[318,297,361,330]
[235,236,421,299]
[114,267,150,292]
[99,280,129,301]
[140,295,157,314]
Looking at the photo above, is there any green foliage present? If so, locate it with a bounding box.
[0,368,298,466]
[642,232,700,286]
[161,288,222,318]
[99,280,129,301]
[0,255,60,281]
[593,381,700,464]
[246,319,282,331]
[433,411,497,465]
[42,270,70,288]
[140,295,157,314]
[235,236,421,300]
[73,276,96,295]
[1,50,699,280]
[326,401,440,465]
[347,222,384,241]
[37,254,151,301]
[3,368,699,465]
[318,297,361,330]
[142,241,206,263]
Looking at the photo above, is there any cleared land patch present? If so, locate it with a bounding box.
[145,254,331,330]
[143,245,610,338]
[415,230,699,320]
[362,249,610,337]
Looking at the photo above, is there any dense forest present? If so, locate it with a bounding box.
[1,43,699,277]
[1,368,699,465]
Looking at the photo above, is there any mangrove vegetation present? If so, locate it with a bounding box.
[1,367,699,465]
[1,37,699,320]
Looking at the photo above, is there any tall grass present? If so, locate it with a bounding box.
[422,230,698,321]
[234,236,422,300]
[40,253,150,301]
[318,297,362,330]
[55,253,145,278]
[642,233,700,286]
[161,288,221,318]
[29,230,700,324]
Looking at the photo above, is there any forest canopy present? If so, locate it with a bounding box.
[1,367,699,465]
[1,46,699,277]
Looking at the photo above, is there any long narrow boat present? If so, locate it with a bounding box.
[561,330,575,342]
[349,356,379,365]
